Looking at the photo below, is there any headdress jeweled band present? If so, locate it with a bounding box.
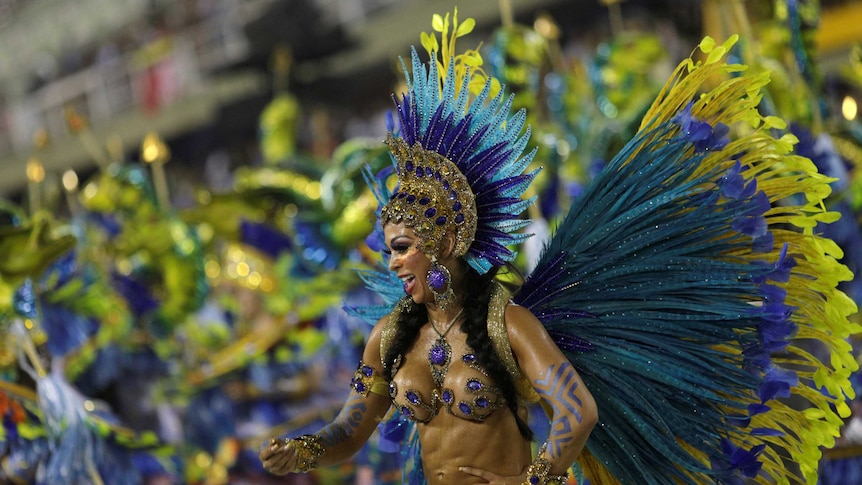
[380,136,477,257]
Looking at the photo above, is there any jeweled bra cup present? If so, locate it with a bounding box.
[389,382,440,424]
[442,377,505,421]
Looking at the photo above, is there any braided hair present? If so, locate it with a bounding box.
[381,263,534,441]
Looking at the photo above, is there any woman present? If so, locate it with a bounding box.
[260,10,597,482]
[260,220,597,484]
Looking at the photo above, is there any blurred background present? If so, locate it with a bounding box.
[0,0,854,203]
[0,0,861,484]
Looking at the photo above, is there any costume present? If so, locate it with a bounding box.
[346,10,859,485]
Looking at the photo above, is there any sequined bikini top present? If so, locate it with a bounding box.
[379,282,540,424]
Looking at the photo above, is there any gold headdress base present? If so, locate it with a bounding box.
[380,136,477,257]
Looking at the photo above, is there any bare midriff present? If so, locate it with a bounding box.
[389,324,533,484]
[418,408,532,485]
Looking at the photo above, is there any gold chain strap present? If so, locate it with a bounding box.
[522,443,570,485]
[280,434,326,472]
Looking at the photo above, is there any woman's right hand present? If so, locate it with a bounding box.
[259,438,298,475]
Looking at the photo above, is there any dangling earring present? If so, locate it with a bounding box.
[427,257,455,310]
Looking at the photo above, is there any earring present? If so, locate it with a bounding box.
[427,258,455,310]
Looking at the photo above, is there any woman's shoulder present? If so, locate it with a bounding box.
[486,297,544,403]
[369,311,397,346]
[368,315,388,341]
[502,301,542,332]
[501,301,559,360]
[370,307,403,366]
[487,281,538,324]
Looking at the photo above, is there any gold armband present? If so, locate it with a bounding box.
[523,444,569,485]
[351,361,389,397]
[284,434,326,472]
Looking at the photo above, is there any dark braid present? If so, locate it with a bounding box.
[459,265,534,441]
[382,263,534,441]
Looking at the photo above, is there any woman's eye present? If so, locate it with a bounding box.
[388,244,410,254]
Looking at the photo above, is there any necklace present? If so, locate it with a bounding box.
[428,308,464,388]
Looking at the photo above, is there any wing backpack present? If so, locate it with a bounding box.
[515,36,859,484]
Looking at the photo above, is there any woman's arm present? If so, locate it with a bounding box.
[506,304,598,479]
[260,316,392,475]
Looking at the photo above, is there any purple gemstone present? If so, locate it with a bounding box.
[443,181,450,190]
[450,191,457,200]
[406,195,416,203]
[462,354,476,363]
[442,389,454,403]
[435,216,447,226]
[400,406,412,417]
[530,476,540,485]
[418,197,430,205]
[389,383,397,397]
[476,397,489,408]
[398,192,407,198]
[454,213,464,223]
[361,365,373,377]
[424,207,437,218]
[429,345,447,365]
[467,379,483,391]
[406,391,420,404]
[453,201,462,211]
[405,160,414,172]
[427,269,446,290]
[425,167,433,177]
[435,171,442,181]
[415,167,424,177]
[458,403,472,415]
[354,382,366,393]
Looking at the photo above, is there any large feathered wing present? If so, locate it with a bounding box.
[515,36,860,485]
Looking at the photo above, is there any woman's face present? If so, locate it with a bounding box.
[383,222,434,305]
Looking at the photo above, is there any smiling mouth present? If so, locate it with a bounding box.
[401,275,416,293]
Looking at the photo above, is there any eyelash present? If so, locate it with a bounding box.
[383,244,410,255]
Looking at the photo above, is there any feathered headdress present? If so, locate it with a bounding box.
[379,9,539,274]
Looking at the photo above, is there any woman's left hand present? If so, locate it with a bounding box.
[458,465,526,484]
